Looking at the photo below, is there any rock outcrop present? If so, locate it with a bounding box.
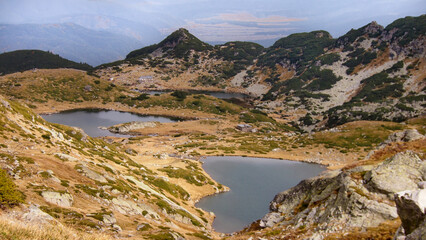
[41,191,74,207]
[21,204,57,224]
[259,151,424,238]
[111,197,158,218]
[383,129,424,146]
[364,151,424,198]
[76,164,108,183]
[107,121,157,134]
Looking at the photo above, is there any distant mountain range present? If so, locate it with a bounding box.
[54,14,163,44]
[0,23,147,66]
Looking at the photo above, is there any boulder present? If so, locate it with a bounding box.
[137,223,150,231]
[112,197,158,218]
[395,189,426,235]
[384,129,424,144]
[108,121,157,134]
[364,151,423,196]
[41,191,73,207]
[22,204,56,224]
[1,100,11,109]
[112,224,122,232]
[259,212,284,228]
[55,153,78,162]
[102,214,117,225]
[77,165,107,183]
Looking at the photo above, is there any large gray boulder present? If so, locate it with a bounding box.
[384,129,424,145]
[76,164,107,183]
[41,191,73,207]
[259,212,284,228]
[364,151,424,197]
[22,204,56,224]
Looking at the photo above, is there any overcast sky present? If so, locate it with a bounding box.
[0,0,424,42]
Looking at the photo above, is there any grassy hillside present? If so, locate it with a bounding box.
[0,69,124,104]
[0,95,219,238]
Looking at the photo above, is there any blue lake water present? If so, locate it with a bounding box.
[196,156,325,233]
[41,109,177,137]
[141,90,248,99]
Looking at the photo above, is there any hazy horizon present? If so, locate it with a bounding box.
[1,0,425,43]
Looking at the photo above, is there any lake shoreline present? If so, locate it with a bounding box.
[195,156,326,233]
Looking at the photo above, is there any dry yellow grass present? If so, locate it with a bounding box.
[0,215,113,240]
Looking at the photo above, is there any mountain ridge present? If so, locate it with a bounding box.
[94,14,425,131]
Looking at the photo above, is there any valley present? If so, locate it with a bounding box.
[0,14,424,240]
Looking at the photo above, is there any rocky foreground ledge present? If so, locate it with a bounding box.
[255,150,425,239]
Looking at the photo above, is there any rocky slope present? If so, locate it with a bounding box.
[256,15,425,130]
[0,95,222,239]
[94,15,425,131]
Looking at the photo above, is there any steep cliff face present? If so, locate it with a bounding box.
[246,150,425,239]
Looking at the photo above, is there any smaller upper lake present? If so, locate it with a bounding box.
[140,90,249,100]
[41,109,178,137]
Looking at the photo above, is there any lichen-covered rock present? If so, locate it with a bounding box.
[77,165,107,183]
[384,129,424,144]
[111,197,158,218]
[364,151,423,197]
[259,212,283,228]
[22,205,56,224]
[55,153,78,162]
[41,191,73,207]
[102,214,117,225]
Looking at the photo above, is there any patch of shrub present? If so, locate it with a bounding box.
[0,168,25,207]
[171,91,189,101]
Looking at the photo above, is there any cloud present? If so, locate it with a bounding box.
[182,12,305,42]
[184,21,294,42]
[207,12,305,24]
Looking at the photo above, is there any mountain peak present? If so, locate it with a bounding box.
[159,28,199,47]
[126,28,211,59]
[363,21,384,35]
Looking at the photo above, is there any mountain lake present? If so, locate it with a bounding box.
[196,156,325,233]
[41,109,179,137]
